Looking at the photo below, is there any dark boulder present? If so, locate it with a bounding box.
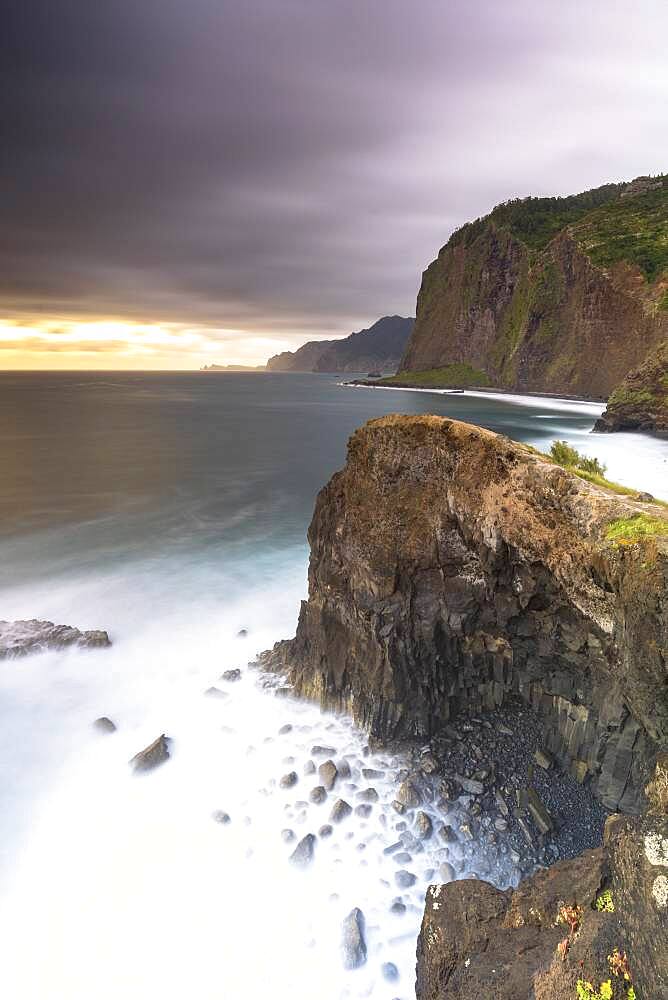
[129,734,171,773]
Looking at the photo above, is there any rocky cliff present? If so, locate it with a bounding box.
[262,415,668,815]
[399,176,667,397]
[417,757,668,1000]
[266,315,413,372]
[595,339,668,436]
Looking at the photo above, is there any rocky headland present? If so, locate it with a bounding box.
[266,315,414,373]
[396,176,667,398]
[262,414,668,996]
[595,339,668,436]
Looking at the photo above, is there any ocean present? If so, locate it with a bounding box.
[0,372,665,1000]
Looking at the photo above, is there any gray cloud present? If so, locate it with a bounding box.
[2,0,667,348]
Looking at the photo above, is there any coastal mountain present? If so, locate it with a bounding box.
[200,364,265,371]
[397,175,667,397]
[265,315,414,373]
[595,339,668,435]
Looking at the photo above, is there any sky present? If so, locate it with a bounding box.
[2,0,667,370]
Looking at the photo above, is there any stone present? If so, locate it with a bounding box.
[362,767,385,780]
[438,824,458,843]
[278,723,293,735]
[280,771,298,789]
[336,759,352,779]
[311,745,336,756]
[204,686,228,699]
[527,788,553,835]
[93,716,116,733]
[318,824,333,839]
[310,785,327,804]
[381,962,399,982]
[212,810,231,825]
[497,723,514,736]
[395,778,422,810]
[289,834,316,867]
[236,628,248,637]
[281,828,295,842]
[221,669,241,682]
[395,869,417,889]
[355,803,372,818]
[438,861,456,881]
[304,760,316,775]
[341,908,366,970]
[330,799,352,823]
[494,818,508,832]
[383,841,402,855]
[0,619,111,658]
[129,734,171,772]
[455,774,484,795]
[415,811,433,840]
[390,899,406,915]
[459,822,475,841]
[357,787,379,803]
[393,852,413,865]
[318,759,338,790]
[494,790,510,817]
[533,749,553,770]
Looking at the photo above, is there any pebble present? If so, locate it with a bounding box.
[439,861,456,881]
[318,824,333,839]
[330,799,353,823]
[319,759,338,790]
[381,962,399,982]
[310,785,327,804]
[303,760,316,775]
[289,834,316,868]
[93,716,116,733]
[390,899,406,915]
[281,828,295,842]
[278,724,293,735]
[311,745,336,756]
[212,810,231,825]
[357,787,379,803]
[341,908,366,970]
[279,771,298,789]
[220,669,241,682]
[415,811,433,840]
[395,870,417,889]
[355,803,372,818]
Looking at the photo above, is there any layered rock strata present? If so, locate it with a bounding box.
[262,415,668,814]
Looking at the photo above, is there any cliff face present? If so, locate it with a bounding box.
[400,177,667,396]
[262,415,668,814]
[595,339,668,436]
[266,315,413,372]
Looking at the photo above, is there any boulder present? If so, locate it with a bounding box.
[318,759,338,791]
[93,716,116,733]
[129,734,171,773]
[289,834,316,868]
[341,908,366,970]
[330,799,352,823]
[0,619,110,658]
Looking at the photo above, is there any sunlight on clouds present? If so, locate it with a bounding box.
[0,320,286,369]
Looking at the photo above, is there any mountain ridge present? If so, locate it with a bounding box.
[266,315,414,373]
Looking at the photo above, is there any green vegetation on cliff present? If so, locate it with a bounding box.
[401,175,668,398]
[605,513,668,546]
[596,340,668,435]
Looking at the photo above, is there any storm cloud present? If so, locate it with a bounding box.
[2,0,667,356]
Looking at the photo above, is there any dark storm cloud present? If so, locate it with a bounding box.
[2,0,667,343]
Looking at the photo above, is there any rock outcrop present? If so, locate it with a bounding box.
[266,315,413,373]
[262,415,668,814]
[399,176,667,396]
[0,619,111,658]
[595,339,668,436]
[416,757,668,999]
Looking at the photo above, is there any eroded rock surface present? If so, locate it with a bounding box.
[0,619,110,658]
[262,416,668,813]
[595,339,668,436]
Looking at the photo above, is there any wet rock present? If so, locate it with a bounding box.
[221,668,241,682]
[362,767,385,780]
[415,811,433,840]
[310,785,327,804]
[289,833,316,868]
[390,898,406,915]
[383,841,402,855]
[281,828,295,842]
[318,824,333,839]
[212,810,231,825]
[394,851,413,865]
[494,818,508,832]
[204,686,228,699]
[336,759,352,779]
[494,790,509,817]
[330,799,352,823]
[395,869,417,889]
[497,723,513,736]
[130,734,171,773]
[438,824,458,844]
[278,723,293,735]
[93,716,116,733]
[438,861,456,881]
[459,822,475,841]
[236,628,248,637]
[280,771,298,789]
[304,760,316,775]
[319,759,338,790]
[311,745,336,757]
[381,962,399,982]
[0,619,111,658]
[395,778,422,810]
[355,803,372,818]
[527,788,553,834]
[357,787,379,803]
[341,908,366,970]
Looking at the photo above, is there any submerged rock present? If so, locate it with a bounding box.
[318,759,338,791]
[93,716,116,733]
[279,771,298,789]
[341,907,366,970]
[130,734,171,773]
[0,619,110,658]
[221,668,242,682]
[330,799,352,823]
[289,834,316,868]
[310,786,327,804]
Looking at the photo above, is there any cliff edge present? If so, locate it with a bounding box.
[262,415,668,814]
[595,340,668,436]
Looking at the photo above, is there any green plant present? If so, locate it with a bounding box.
[605,514,668,546]
[595,889,615,913]
[549,440,607,476]
[576,980,613,1000]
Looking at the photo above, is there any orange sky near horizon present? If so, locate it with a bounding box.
[0,319,305,370]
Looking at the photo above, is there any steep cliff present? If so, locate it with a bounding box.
[595,339,668,436]
[266,315,413,372]
[400,176,667,396]
[262,415,668,814]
